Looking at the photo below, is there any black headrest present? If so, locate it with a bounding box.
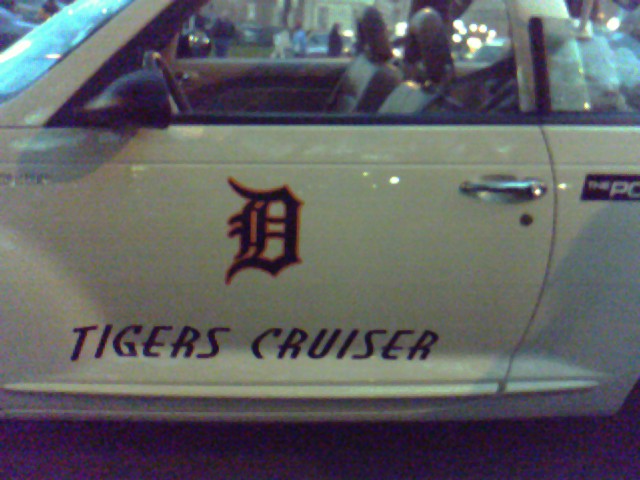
[358,7,393,63]
[404,7,453,84]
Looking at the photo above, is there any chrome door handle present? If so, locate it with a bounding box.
[459,176,547,203]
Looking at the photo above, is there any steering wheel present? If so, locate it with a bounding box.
[143,51,193,113]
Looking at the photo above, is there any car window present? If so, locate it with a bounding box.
[180,1,359,60]
[540,0,640,113]
[13,0,520,122]
[447,0,517,113]
[452,1,511,68]
[22,1,640,121]
[36,0,525,124]
[163,0,519,117]
[0,0,134,103]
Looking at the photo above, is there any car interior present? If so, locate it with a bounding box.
[41,0,524,128]
[324,6,403,113]
[45,0,640,129]
[161,1,520,117]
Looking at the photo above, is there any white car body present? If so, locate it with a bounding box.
[0,0,638,421]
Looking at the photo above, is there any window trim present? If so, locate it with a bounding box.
[171,112,542,126]
[169,111,640,127]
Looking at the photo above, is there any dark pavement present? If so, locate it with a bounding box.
[1,384,639,479]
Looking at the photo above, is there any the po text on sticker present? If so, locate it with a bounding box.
[582,174,640,201]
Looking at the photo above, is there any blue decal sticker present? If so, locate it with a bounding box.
[582,174,640,201]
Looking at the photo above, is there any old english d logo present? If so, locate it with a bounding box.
[226,178,303,284]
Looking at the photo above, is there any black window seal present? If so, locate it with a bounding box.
[170,111,640,127]
[529,17,551,115]
[171,112,542,126]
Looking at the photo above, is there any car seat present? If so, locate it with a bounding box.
[378,7,459,114]
[326,7,402,113]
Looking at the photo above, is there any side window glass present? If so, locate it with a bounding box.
[175,0,357,60]
[170,0,400,116]
[542,0,640,113]
[448,0,518,113]
[0,0,135,102]
[169,0,520,117]
[378,0,518,115]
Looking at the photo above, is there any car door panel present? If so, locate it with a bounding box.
[0,125,553,403]
[9,0,637,420]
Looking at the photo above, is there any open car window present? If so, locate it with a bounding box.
[16,1,640,120]
[9,0,530,125]
[165,0,520,117]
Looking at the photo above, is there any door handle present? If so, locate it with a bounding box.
[459,176,547,203]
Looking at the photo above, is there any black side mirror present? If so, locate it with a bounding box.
[78,70,172,128]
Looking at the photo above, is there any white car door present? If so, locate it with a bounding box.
[506,4,640,416]
[0,128,554,400]
[0,0,556,418]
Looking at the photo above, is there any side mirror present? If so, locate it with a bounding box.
[78,70,172,128]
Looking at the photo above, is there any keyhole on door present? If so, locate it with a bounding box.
[520,213,534,227]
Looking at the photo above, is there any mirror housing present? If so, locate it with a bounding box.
[79,70,172,128]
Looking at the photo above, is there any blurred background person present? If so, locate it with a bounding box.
[272,26,292,58]
[211,10,235,58]
[292,20,306,57]
[328,22,343,57]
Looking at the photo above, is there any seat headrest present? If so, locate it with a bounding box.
[404,7,453,84]
[358,7,393,63]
